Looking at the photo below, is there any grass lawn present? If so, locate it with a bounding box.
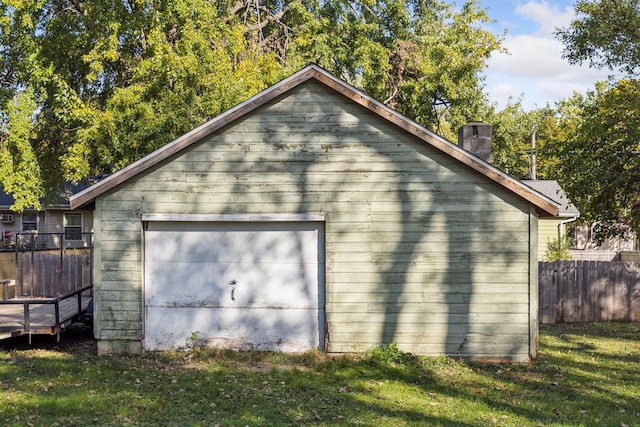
[1,322,639,426]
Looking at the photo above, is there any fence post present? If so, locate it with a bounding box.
[557,260,568,322]
[58,232,64,297]
[580,261,589,321]
[14,244,19,297]
[614,262,627,321]
[565,261,576,321]
[539,262,553,324]
[576,261,584,321]
[30,235,36,296]
[629,263,640,322]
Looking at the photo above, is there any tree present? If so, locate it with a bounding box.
[486,100,539,179]
[555,1,640,237]
[484,101,566,181]
[555,0,640,75]
[534,95,584,181]
[1,0,502,207]
[311,0,502,139]
[1,0,284,200]
[0,88,43,212]
[555,79,640,238]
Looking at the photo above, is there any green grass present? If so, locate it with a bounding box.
[1,323,639,426]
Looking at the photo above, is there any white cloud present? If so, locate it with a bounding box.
[534,80,588,101]
[486,81,527,106]
[491,35,568,78]
[514,1,574,36]
[485,1,615,110]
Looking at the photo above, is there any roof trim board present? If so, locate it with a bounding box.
[70,64,560,217]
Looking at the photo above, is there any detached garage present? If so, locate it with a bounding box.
[71,64,560,361]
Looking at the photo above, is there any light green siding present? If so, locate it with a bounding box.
[538,218,563,261]
[529,205,538,359]
[94,82,536,361]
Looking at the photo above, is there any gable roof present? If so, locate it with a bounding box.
[522,180,580,218]
[70,64,560,217]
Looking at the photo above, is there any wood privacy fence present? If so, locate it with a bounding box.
[539,261,640,324]
[21,250,92,298]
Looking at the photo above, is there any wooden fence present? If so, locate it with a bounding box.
[21,250,92,298]
[539,261,640,324]
[0,251,18,281]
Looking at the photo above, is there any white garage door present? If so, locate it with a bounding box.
[144,219,325,352]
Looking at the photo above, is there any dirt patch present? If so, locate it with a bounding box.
[0,323,96,354]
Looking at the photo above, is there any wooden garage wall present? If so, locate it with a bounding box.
[94,81,535,360]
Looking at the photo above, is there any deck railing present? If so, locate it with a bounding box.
[0,285,93,341]
[0,233,94,341]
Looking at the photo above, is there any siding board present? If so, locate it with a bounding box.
[100,290,141,301]
[329,312,529,324]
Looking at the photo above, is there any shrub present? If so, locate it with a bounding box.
[544,234,572,261]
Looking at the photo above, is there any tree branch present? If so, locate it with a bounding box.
[242,4,290,35]
[64,0,87,16]
[224,0,246,21]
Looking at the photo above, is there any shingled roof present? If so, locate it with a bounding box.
[522,180,580,218]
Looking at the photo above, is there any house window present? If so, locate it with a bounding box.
[64,213,83,241]
[22,212,38,232]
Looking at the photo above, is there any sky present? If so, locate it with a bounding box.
[482,0,616,111]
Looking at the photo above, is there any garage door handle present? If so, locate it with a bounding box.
[229,280,237,301]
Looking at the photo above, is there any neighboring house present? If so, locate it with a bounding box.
[570,223,636,261]
[522,180,580,261]
[521,180,636,262]
[71,65,562,361]
[1,182,95,249]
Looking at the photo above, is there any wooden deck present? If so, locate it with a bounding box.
[0,293,92,341]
